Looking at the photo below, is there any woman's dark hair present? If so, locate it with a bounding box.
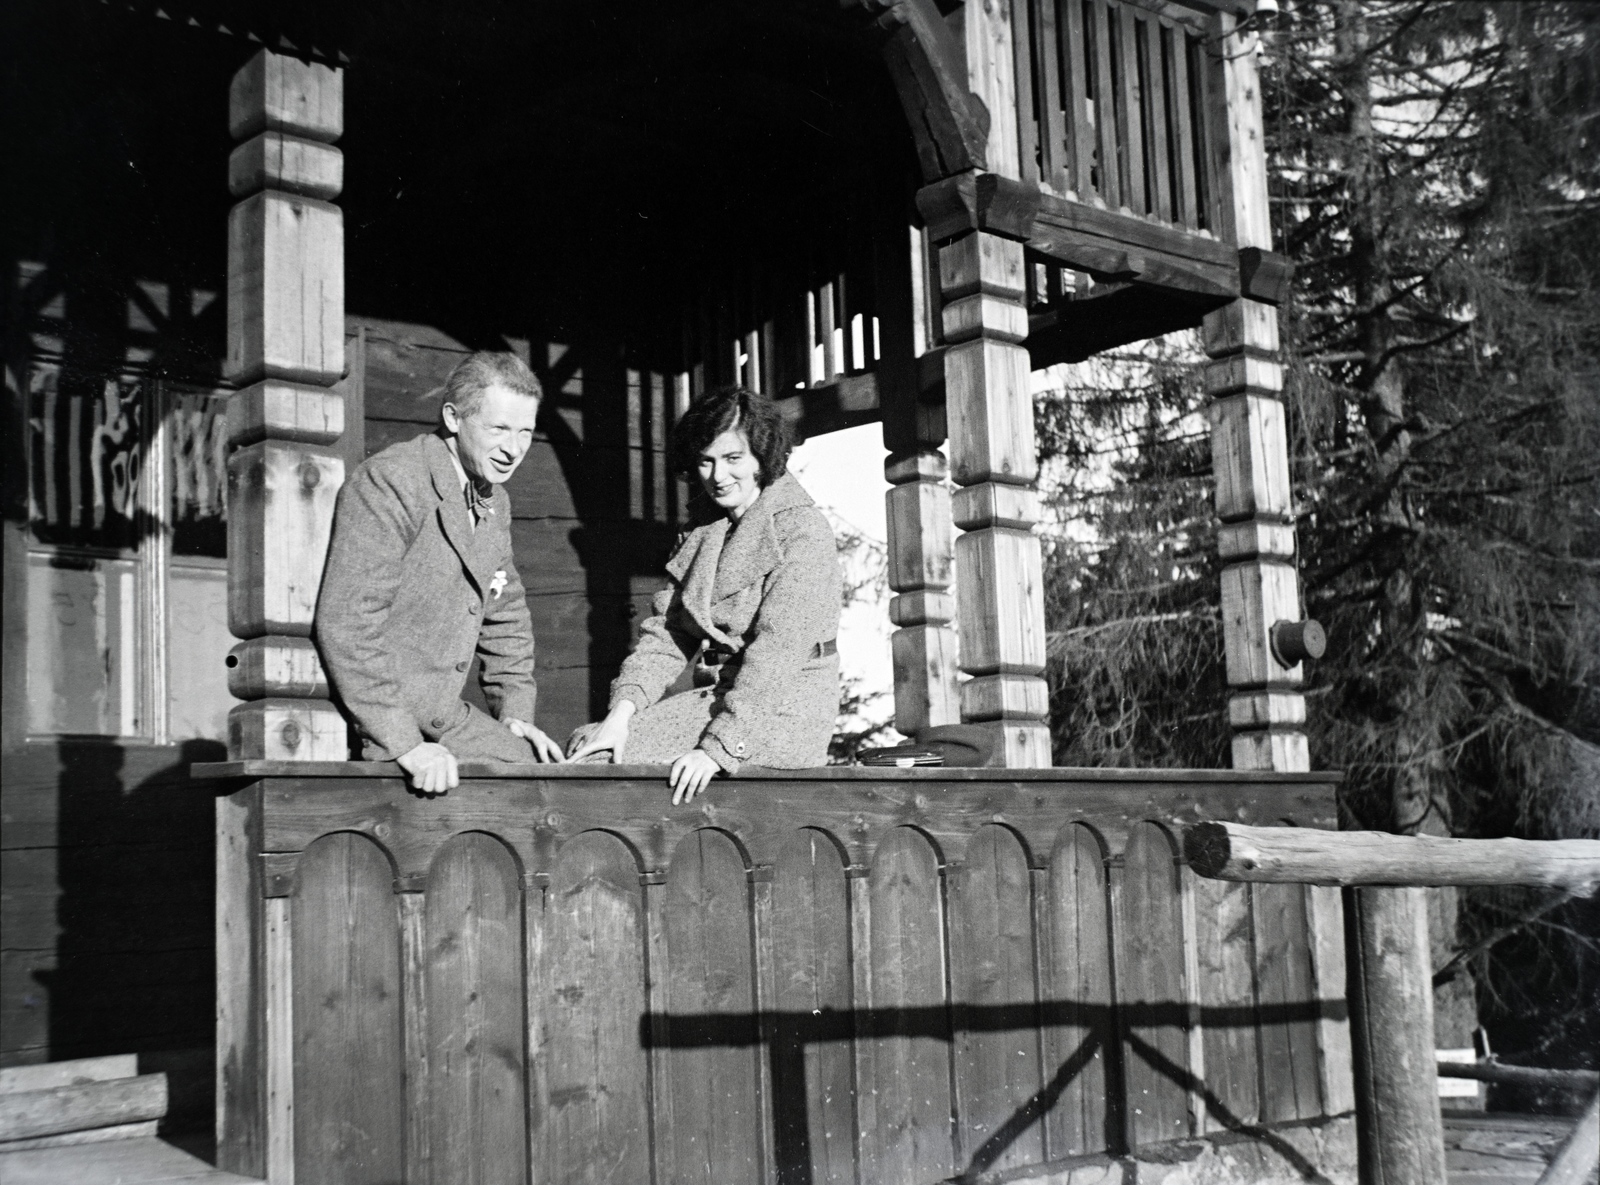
[670,386,792,487]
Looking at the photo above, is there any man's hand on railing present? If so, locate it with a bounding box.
[506,718,564,763]
[396,741,459,795]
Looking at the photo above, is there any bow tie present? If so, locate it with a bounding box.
[464,479,495,521]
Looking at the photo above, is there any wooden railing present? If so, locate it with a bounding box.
[206,764,1352,1185]
[1013,0,1218,233]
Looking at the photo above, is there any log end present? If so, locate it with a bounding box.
[1184,822,1234,879]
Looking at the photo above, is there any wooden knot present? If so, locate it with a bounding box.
[299,461,322,490]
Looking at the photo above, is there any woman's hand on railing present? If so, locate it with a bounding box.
[567,701,634,763]
[669,749,720,805]
[506,718,565,763]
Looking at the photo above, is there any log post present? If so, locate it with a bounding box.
[223,49,349,761]
[1202,10,1310,773]
[936,227,1051,767]
[885,451,960,737]
[1345,887,1448,1185]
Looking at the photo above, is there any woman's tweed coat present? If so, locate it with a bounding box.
[609,472,842,772]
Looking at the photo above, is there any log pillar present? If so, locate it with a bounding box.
[223,49,349,761]
[1203,12,1309,772]
[938,230,1050,767]
[885,450,959,737]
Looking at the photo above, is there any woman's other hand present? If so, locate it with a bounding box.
[568,701,635,761]
[506,718,565,763]
[669,749,721,804]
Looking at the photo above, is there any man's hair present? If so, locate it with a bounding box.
[441,351,542,419]
[670,385,792,488]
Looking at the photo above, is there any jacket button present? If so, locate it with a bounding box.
[432,717,446,729]
[735,742,746,754]
[455,660,468,672]
[468,604,479,615]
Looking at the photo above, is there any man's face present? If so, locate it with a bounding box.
[443,384,541,485]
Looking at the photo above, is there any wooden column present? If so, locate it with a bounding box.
[886,451,959,737]
[1202,13,1309,772]
[223,49,349,761]
[939,229,1050,767]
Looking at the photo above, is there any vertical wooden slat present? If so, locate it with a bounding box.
[1144,17,1173,222]
[524,872,547,1185]
[1178,864,1207,1136]
[951,826,1042,1176]
[664,829,762,1185]
[773,830,856,1185]
[292,832,404,1185]
[1306,885,1356,1117]
[266,895,294,1185]
[399,892,429,1185]
[848,868,877,1185]
[1011,0,1041,185]
[1061,0,1094,200]
[544,831,652,1185]
[1115,824,1190,1150]
[1031,0,1066,190]
[216,786,265,1179]
[868,827,954,1185]
[1194,30,1221,232]
[1089,0,1121,208]
[751,868,778,1185]
[1115,3,1145,214]
[1192,876,1260,1131]
[1253,882,1324,1123]
[1168,22,1198,229]
[644,871,676,1185]
[426,833,527,1185]
[818,280,838,383]
[1041,824,1114,1159]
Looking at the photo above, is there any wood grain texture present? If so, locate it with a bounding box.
[227,636,329,700]
[543,831,651,1185]
[663,829,762,1185]
[954,527,1047,677]
[0,1073,166,1142]
[398,892,429,1185]
[292,832,403,1184]
[1218,560,1303,691]
[229,50,342,144]
[1253,882,1324,1123]
[227,381,345,447]
[1191,875,1259,1131]
[216,784,265,1179]
[1115,823,1191,1149]
[225,192,344,387]
[944,339,1036,488]
[772,830,855,1185]
[1186,822,1600,893]
[868,827,953,1184]
[226,441,343,639]
[228,132,343,200]
[426,833,527,1185]
[0,1056,138,1095]
[950,825,1042,1175]
[1041,824,1115,1159]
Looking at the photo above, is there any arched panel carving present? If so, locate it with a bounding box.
[1116,822,1191,1149]
[867,825,954,1182]
[1042,822,1116,1158]
[544,830,651,1184]
[426,832,527,1185]
[292,831,404,1184]
[662,828,762,1184]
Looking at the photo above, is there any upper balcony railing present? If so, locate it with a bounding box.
[1014,0,1219,236]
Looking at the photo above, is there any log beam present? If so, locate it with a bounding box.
[224,49,348,762]
[885,451,960,737]
[1184,822,1600,894]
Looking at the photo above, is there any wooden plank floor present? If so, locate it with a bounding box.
[1446,1111,1587,1185]
[0,1135,258,1185]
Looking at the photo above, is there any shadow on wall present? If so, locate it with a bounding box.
[5,738,226,1135]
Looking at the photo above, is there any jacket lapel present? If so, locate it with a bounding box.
[425,434,496,594]
[668,518,731,645]
[710,473,808,603]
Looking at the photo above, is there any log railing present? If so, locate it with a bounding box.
[1013,0,1217,233]
[1183,821,1600,1185]
[204,764,1356,1185]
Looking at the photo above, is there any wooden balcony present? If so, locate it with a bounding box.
[201,762,1352,1184]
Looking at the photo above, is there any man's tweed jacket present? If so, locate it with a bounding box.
[315,431,537,762]
[608,471,842,772]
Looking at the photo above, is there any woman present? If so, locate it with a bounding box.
[568,386,842,802]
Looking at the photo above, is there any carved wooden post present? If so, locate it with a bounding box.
[885,450,959,737]
[1203,13,1310,772]
[937,227,1050,767]
[223,50,349,761]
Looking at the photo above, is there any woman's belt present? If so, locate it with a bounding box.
[702,639,836,665]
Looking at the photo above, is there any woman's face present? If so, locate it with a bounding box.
[697,428,763,521]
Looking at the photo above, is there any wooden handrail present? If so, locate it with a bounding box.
[1184,821,1600,895]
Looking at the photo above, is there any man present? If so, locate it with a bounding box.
[316,350,563,794]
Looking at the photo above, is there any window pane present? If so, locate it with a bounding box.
[26,551,141,736]
[168,562,234,741]
[28,361,144,551]
[168,386,229,558]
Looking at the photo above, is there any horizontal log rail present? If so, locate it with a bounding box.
[203,763,1357,1185]
[1181,821,1600,1185]
[1184,821,1600,894]
[1435,1062,1599,1092]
